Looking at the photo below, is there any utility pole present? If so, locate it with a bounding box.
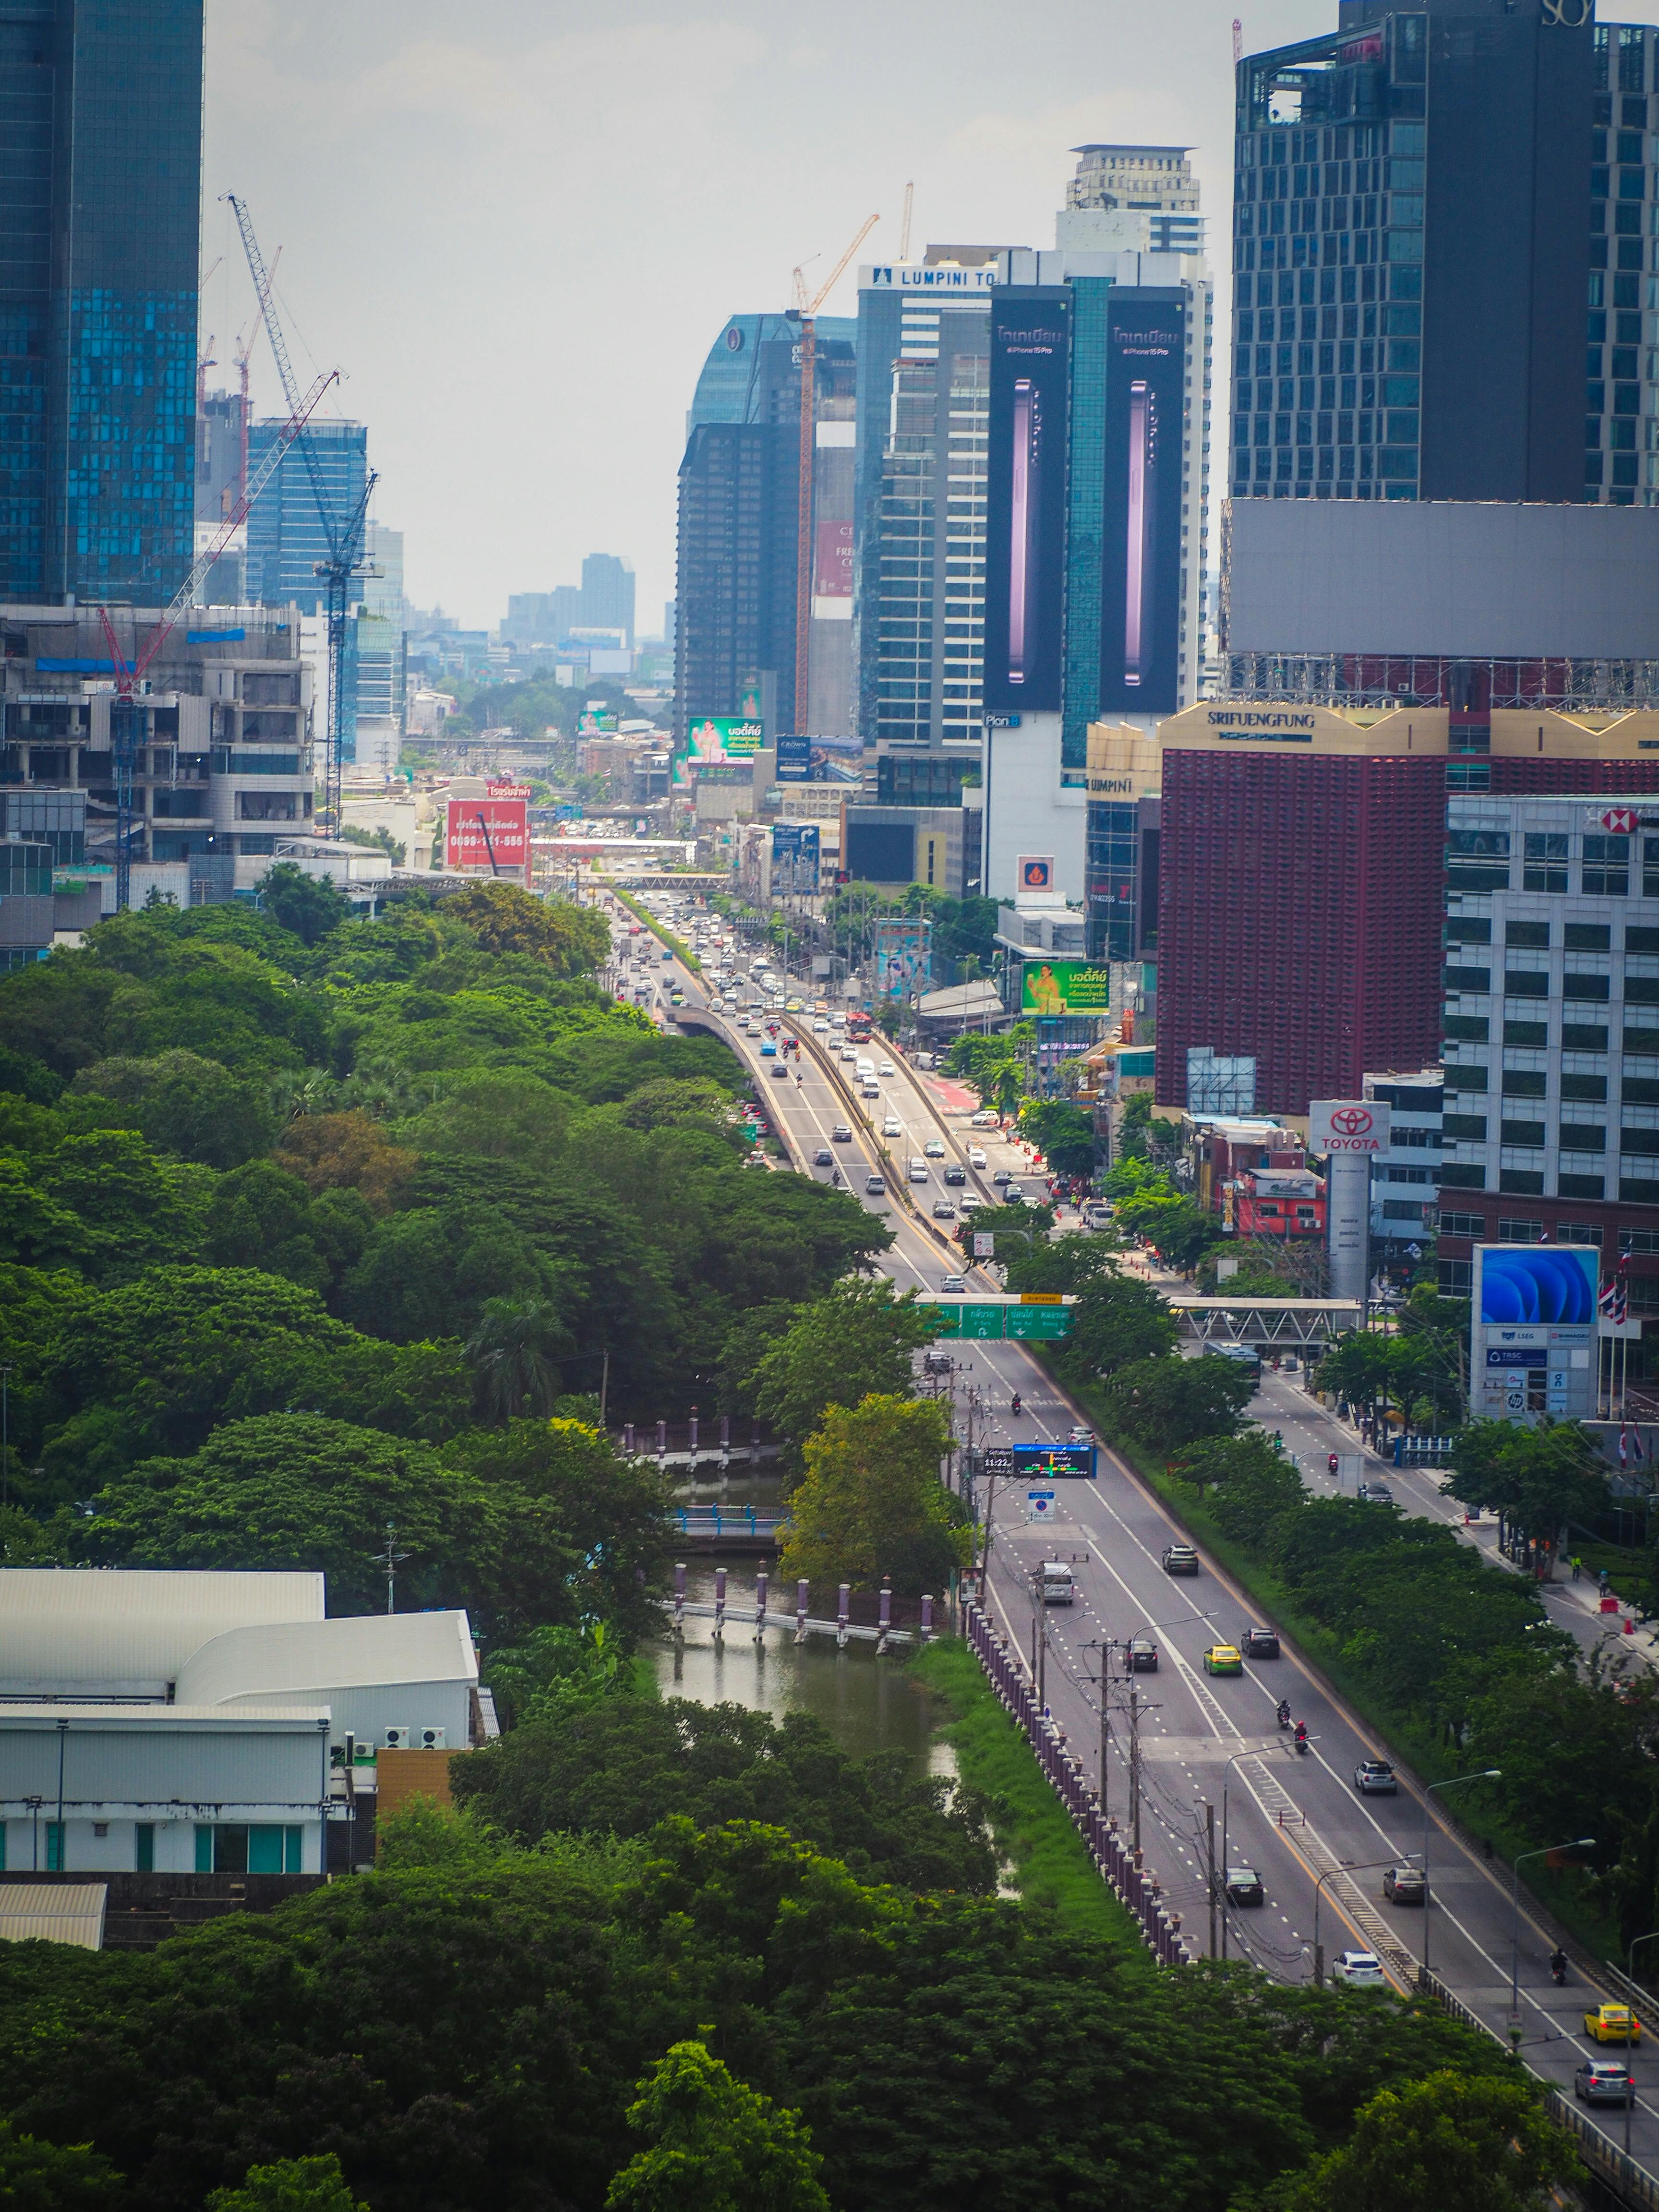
[0,1362,11,1510]
[1130,1684,1143,1853]
[1205,1801,1218,1959]
[378,1522,410,1615]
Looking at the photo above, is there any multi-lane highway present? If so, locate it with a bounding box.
[604,896,1657,2184]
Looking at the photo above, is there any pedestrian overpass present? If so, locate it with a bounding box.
[1167,1297,1364,1349]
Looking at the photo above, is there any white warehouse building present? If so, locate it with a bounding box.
[0,1572,483,1879]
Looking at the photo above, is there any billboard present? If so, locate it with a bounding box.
[1011,1441,1095,1477]
[687,716,763,762]
[845,819,914,884]
[1099,292,1186,715]
[1017,855,1054,893]
[775,731,812,781]
[1470,1244,1599,1427]
[770,822,820,895]
[873,917,931,1001]
[1022,960,1112,1017]
[814,518,854,600]
[984,291,1070,714]
[1308,1099,1392,1154]
[445,797,529,879]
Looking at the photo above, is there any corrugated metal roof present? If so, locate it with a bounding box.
[0,1571,324,1693]
[0,1884,107,1949]
[177,1613,477,1707]
[0,1704,330,1729]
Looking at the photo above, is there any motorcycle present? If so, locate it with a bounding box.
[1551,1950,1568,1986]
[1010,1394,1023,1416]
[1294,1727,1310,1755]
[1327,1453,1340,1476]
[1276,1703,1292,1730]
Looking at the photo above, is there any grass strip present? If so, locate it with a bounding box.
[912,1636,1152,1960]
[608,885,701,972]
[1040,1353,1622,1959]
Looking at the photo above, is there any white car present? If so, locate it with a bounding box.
[1331,1950,1386,1990]
[959,1192,985,1213]
[813,1019,830,1034]
[967,1146,987,1168]
[940,1272,966,1292]
[878,1060,896,1078]
[841,1046,859,1064]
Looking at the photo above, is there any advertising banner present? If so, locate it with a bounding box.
[1471,1244,1599,1425]
[770,822,820,895]
[873,918,931,1001]
[1021,960,1112,1017]
[445,797,529,879]
[984,291,1070,714]
[775,731,812,781]
[1099,292,1186,714]
[687,716,763,762]
[814,519,854,599]
[1308,1099,1392,1154]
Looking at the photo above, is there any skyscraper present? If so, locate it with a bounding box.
[245,418,369,612]
[0,0,204,603]
[1228,0,1592,505]
[579,553,635,646]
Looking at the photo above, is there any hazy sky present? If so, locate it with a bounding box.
[201,0,1656,636]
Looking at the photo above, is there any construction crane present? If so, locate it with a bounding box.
[788,212,878,741]
[1233,18,1244,65]
[99,369,338,912]
[224,192,376,833]
[227,242,280,520]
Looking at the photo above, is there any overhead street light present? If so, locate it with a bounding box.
[1311,1857,1399,1988]
[1511,1838,1595,2015]
[1420,1769,1501,1981]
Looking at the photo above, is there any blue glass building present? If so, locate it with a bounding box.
[0,0,203,604]
[245,417,369,612]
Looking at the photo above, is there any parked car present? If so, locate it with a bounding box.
[1383,1865,1426,1904]
[1126,1635,1158,1671]
[1331,1950,1386,1989]
[1354,1760,1398,1795]
[1576,2059,1635,2105]
[1225,1866,1265,1907]
[1162,1544,1200,1576]
[1586,2005,1644,2045]
[1241,1626,1280,1659]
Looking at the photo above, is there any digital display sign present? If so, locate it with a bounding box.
[1099,293,1186,715]
[984,291,1070,715]
[1011,1441,1095,1478]
[770,822,820,894]
[1469,1244,1599,1427]
[1022,960,1112,1017]
[687,716,763,762]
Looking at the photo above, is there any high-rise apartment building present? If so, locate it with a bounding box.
[1229,0,1591,505]
[673,315,857,742]
[853,249,1001,765]
[1436,790,1659,1334]
[1067,145,1205,256]
[1586,21,1659,505]
[349,520,405,775]
[0,0,203,602]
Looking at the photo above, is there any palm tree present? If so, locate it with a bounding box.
[464,1298,571,1424]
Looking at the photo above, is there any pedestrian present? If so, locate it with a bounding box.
[1572,1554,1582,1583]
[1601,1566,1611,1595]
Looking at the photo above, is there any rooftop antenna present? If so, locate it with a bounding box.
[900,180,915,262]
[1233,18,1243,65]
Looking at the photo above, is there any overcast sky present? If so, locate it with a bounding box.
[201,0,1656,636]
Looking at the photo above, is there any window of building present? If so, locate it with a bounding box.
[1440,1164,1487,1188]
[1559,1174,1606,1199]
[1496,1217,1547,1239]
[135,1824,155,1873]
[1565,923,1612,951]
[1523,831,1569,892]
[1502,1070,1548,1097]
[1503,971,1550,999]
[1443,916,1491,945]
[1563,973,1612,1002]
[45,1822,63,1871]
[1445,1016,1489,1041]
[1562,1024,1610,1052]
[1506,920,1551,948]
[1628,923,1659,952]
[1584,833,1631,894]
[1503,1021,1550,1047]
[1440,1212,1487,1238]
[1500,1118,1548,1146]
[1558,1224,1605,1245]
[1439,1260,1473,1295]
[1620,1228,1659,1253]
[193,1824,303,1875]
[1626,1026,1659,1055]
[1443,1112,1490,1141]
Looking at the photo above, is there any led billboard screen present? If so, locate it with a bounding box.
[1470,1244,1599,1426]
[984,292,1070,714]
[1099,293,1185,714]
[1021,960,1112,1016]
[1011,1441,1094,1477]
[687,716,764,762]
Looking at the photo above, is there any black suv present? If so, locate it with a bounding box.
[1241,1626,1280,1659]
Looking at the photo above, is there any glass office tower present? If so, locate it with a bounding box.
[0,0,204,603]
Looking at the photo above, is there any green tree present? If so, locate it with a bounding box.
[1054,1269,1179,1383]
[1264,2069,1579,2212]
[1096,1354,1257,1455]
[0,2118,123,2210]
[203,1159,374,1294]
[465,1296,574,1422]
[778,1393,969,1596]
[748,1279,939,1469]
[1016,1097,1097,1178]
[1116,1091,1155,1161]
[68,1050,277,1168]
[207,2155,369,2212]
[1445,1418,1611,1544]
[33,1130,209,1281]
[1000,1230,1122,1298]
[257,863,349,947]
[1115,1190,1223,1271]
[606,2040,830,2212]
[441,881,610,975]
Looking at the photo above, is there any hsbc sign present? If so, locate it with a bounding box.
[1594,806,1639,834]
[1309,1098,1391,1153]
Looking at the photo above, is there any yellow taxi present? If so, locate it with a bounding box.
[1585,2004,1643,2044]
[785,998,805,1013]
[1202,1643,1244,1676]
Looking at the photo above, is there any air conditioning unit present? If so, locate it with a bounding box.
[382,1725,411,1750]
[418,1727,447,1750]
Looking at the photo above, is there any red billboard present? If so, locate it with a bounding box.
[445,797,529,879]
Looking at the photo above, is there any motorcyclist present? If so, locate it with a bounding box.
[1294,1721,1309,1749]
[1011,1393,1023,1415]
[1277,1699,1292,1728]
[1550,1948,1568,1984]
[1327,1452,1339,1475]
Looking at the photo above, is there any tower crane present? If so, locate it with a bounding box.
[224,193,377,832]
[99,369,338,912]
[787,212,878,740]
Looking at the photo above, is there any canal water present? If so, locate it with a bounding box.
[652,1551,956,1780]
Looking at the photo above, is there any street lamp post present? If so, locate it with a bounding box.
[1312,1857,1396,1987]
[1511,1838,1595,2016]
[1218,1742,1288,1962]
[1421,1769,1501,1982]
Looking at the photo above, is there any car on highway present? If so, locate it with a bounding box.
[1203,1643,1244,1676]
[760,1041,777,1057]
[883,1115,904,1136]
[878,1060,896,1077]
[1040,1561,1075,1606]
[1126,1635,1158,1671]
[865,1175,886,1195]
[960,1193,985,1212]
[1241,1626,1280,1659]
[1225,1866,1265,1907]
[971,1109,999,1128]
[736,1016,751,1031]
[1586,2005,1644,2045]
[923,1348,953,1375]
[940,1272,966,1293]
[1067,1426,1094,1447]
[924,1138,945,1158]
[1004,1183,1026,1202]
[1332,1950,1386,1990]
[813,1019,830,1034]
[943,1163,966,1184]
[862,1080,881,1098]
[932,1200,956,1218]
[785,998,804,1012]
[1162,1543,1200,1576]
[908,1159,929,1183]
[992,1169,1012,1186]
[968,1146,988,1168]
[769,1062,790,1080]
[842,1046,859,1063]
[812,1149,833,1166]
[1382,1865,1426,1904]
[1356,1482,1396,1505]
[831,1124,853,1142]
[1354,1760,1398,1795]
[1576,2059,1635,2106]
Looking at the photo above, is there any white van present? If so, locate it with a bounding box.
[1041,1561,1076,1606]
[855,1057,876,1081]
[908,1158,929,1184]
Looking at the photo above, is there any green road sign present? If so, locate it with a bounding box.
[1007,1303,1071,1341]
[961,1304,1006,1339]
